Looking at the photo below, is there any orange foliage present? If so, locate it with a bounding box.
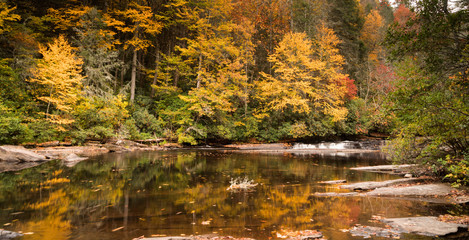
[344,77,358,100]
[394,4,415,27]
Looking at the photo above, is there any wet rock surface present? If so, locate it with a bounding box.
[0,229,23,239]
[0,140,162,172]
[318,180,346,184]
[380,216,469,237]
[140,236,256,240]
[311,192,359,197]
[340,178,428,190]
[366,183,455,196]
[34,146,110,159]
[350,164,415,175]
[345,225,401,238]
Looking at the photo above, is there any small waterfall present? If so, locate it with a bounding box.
[292,140,384,150]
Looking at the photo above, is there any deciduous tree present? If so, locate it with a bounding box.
[29,35,83,128]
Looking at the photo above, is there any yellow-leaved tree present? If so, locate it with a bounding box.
[174,0,255,144]
[109,2,163,103]
[258,25,348,123]
[0,1,20,34]
[361,9,385,64]
[29,35,83,128]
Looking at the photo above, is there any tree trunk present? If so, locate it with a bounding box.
[120,51,126,88]
[196,54,202,89]
[151,49,160,97]
[174,68,179,87]
[130,49,137,103]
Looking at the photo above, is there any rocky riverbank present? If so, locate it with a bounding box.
[312,164,469,238]
[0,139,166,172]
[0,140,387,172]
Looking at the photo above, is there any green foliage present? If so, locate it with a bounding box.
[434,153,469,187]
[0,0,409,146]
[75,7,122,97]
[72,95,129,142]
[385,57,468,162]
[342,98,370,135]
[0,101,32,144]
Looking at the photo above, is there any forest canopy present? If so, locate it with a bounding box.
[0,0,467,174]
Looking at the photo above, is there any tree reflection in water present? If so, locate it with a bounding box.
[0,150,464,240]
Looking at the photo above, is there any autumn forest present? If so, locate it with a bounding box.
[0,0,468,182]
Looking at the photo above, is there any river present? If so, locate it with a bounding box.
[0,148,466,239]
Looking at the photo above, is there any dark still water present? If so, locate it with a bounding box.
[0,150,465,240]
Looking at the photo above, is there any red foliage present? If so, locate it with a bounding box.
[371,63,396,94]
[394,4,415,27]
[344,77,358,100]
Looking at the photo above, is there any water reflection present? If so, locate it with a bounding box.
[0,150,465,240]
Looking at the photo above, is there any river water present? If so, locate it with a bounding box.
[0,149,466,239]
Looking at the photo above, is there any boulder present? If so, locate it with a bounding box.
[0,145,46,162]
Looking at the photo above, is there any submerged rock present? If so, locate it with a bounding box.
[0,145,47,162]
[345,225,401,238]
[0,229,24,239]
[311,192,359,197]
[380,216,468,237]
[319,180,346,184]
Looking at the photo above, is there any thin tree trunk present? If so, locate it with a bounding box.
[174,68,179,87]
[120,51,125,88]
[130,49,137,103]
[151,49,160,97]
[196,54,202,89]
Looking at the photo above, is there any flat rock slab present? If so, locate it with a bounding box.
[380,216,468,237]
[340,178,426,191]
[35,146,110,159]
[319,180,347,184]
[0,145,46,162]
[0,229,24,239]
[366,183,455,197]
